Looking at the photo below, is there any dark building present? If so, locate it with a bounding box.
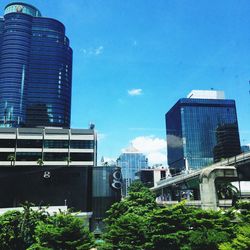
[241,145,250,153]
[0,2,72,128]
[0,166,92,212]
[166,90,240,173]
[92,166,122,232]
[213,124,241,162]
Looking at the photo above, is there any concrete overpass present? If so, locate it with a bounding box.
[151,152,250,210]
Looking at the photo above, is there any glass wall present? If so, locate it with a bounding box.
[0,139,16,148]
[0,4,72,128]
[16,152,41,161]
[44,140,68,148]
[17,139,42,148]
[117,150,148,196]
[166,98,240,172]
[70,140,94,149]
[44,153,68,161]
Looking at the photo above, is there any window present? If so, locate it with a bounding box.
[17,139,42,148]
[44,140,68,148]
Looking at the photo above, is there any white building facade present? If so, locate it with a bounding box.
[0,127,97,167]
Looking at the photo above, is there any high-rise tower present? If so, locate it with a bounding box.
[117,146,148,196]
[166,90,241,173]
[0,2,72,128]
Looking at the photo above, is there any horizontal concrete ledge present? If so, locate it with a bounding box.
[157,199,233,207]
[0,206,93,218]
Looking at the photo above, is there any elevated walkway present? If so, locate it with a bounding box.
[151,152,250,210]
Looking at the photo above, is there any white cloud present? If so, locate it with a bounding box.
[80,45,104,56]
[128,88,143,96]
[95,46,103,55]
[128,135,167,165]
[147,152,167,165]
[97,133,107,141]
[131,136,166,153]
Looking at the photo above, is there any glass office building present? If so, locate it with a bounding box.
[0,2,72,128]
[117,146,148,196]
[166,91,240,172]
[92,166,121,232]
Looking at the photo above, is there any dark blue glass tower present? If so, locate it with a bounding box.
[0,2,72,128]
[166,95,241,172]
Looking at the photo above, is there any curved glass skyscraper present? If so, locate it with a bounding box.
[0,2,72,128]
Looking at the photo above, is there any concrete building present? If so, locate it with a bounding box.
[136,165,170,188]
[0,127,97,167]
[117,146,148,196]
[0,2,72,128]
[166,90,241,173]
[0,127,97,219]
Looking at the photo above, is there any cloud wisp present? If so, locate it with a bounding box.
[80,46,104,56]
[128,88,143,96]
[126,135,167,165]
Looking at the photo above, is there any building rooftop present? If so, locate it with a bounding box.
[4,2,42,17]
[123,145,140,153]
[187,90,225,100]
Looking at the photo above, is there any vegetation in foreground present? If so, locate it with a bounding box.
[0,183,250,249]
[0,203,94,250]
[99,181,250,250]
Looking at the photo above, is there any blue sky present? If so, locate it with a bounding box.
[1,0,250,164]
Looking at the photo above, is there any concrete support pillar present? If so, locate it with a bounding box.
[199,167,238,210]
[199,173,218,210]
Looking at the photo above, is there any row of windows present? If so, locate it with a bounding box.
[1,54,30,60]
[0,139,94,149]
[0,152,93,161]
[1,39,30,46]
[2,33,31,40]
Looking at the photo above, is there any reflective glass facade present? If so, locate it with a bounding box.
[166,98,240,172]
[0,3,72,128]
[117,149,148,196]
[92,166,121,231]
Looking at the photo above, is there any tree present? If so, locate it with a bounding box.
[28,213,95,250]
[103,181,156,249]
[65,156,71,167]
[19,203,48,249]
[104,181,156,226]
[7,154,15,167]
[219,224,250,250]
[0,204,47,250]
[103,213,148,250]
[37,158,44,167]
[0,204,94,250]
[0,210,23,250]
[216,182,239,200]
[147,202,234,250]
[147,202,191,250]
[103,182,239,250]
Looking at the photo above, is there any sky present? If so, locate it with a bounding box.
[1,0,250,165]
